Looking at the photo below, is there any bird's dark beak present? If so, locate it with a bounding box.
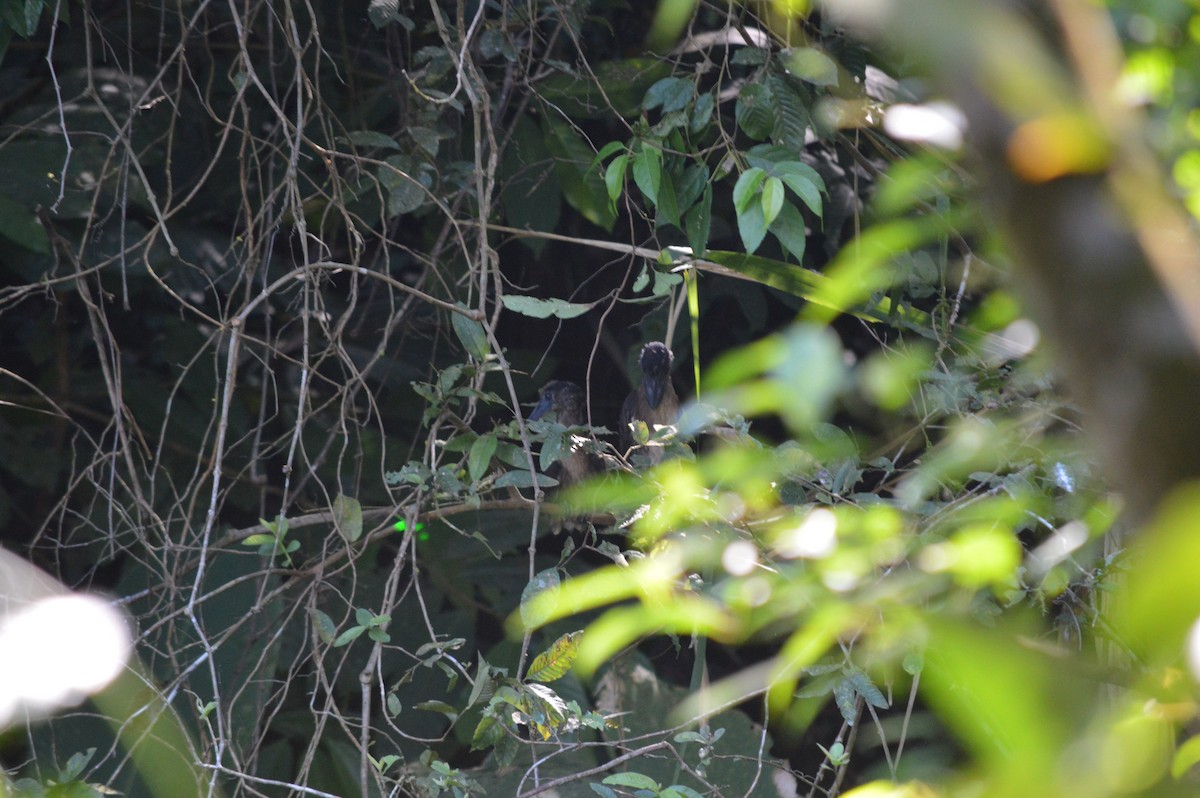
[644,375,665,409]
[529,394,554,421]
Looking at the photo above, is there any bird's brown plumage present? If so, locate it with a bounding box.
[529,380,600,486]
[619,342,680,461]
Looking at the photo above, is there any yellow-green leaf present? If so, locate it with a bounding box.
[525,631,583,682]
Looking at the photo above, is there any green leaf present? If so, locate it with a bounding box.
[732,167,766,214]
[632,145,662,206]
[736,82,775,140]
[1173,734,1200,779]
[468,434,498,482]
[415,700,459,723]
[834,677,858,724]
[500,115,561,255]
[538,429,564,472]
[451,305,489,360]
[778,165,824,218]
[478,28,513,60]
[60,748,96,782]
[501,295,591,319]
[379,155,427,216]
[471,713,505,751]
[333,626,365,647]
[536,58,671,120]
[662,787,705,798]
[643,76,693,113]
[602,772,660,789]
[903,653,925,676]
[761,176,785,227]
[731,47,768,66]
[770,201,807,263]
[788,47,839,87]
[342,130,401,150]
[675,163,707,214]
[408,126,440,157]
[690,92,715,134]
[332,494,363,543]
[367,0,399,28]
[0,192,48,253]
[655,169,680,230]
[589,140,627,171]
[525,631,583,682]
[493,469,557,489]
[848,669,889,709]
[737,202,768,254]
[520,568,561,628]
[685,184,712,256]
[605,153,628,207]
[21,0,43,36]
[544,117,616,230]
[767,72,811,152]
[310,609,337,644]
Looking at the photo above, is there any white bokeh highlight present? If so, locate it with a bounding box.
[0,594,132,728]
[884,102,967,150]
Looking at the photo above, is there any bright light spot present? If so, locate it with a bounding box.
[0,595,132,728]
[918,542,954,573]
[722,540,759,576]
[776,508,838,559]
[1053,462,1076,494]
[742,577,773,607]
[1187,617,1200,683]
[822,570,859,592]
[884,102,966,150]
[984,318,1040,363]
[1029,520,1089,576]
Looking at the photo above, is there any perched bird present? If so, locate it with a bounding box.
[619,342,680,459]
[529,380,600,487]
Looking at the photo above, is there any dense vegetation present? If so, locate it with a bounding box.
[3,0,1200,796]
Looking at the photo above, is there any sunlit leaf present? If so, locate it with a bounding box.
[525,631,583,682]
[761,176,785,227]
[788,47,839,86]
[732,167,766,214]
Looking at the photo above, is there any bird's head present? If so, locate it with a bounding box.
[529,380,585,424]
[639,342,674,409]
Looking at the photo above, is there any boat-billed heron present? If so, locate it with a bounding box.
[619,341,680,459]
[529,380,600,486]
